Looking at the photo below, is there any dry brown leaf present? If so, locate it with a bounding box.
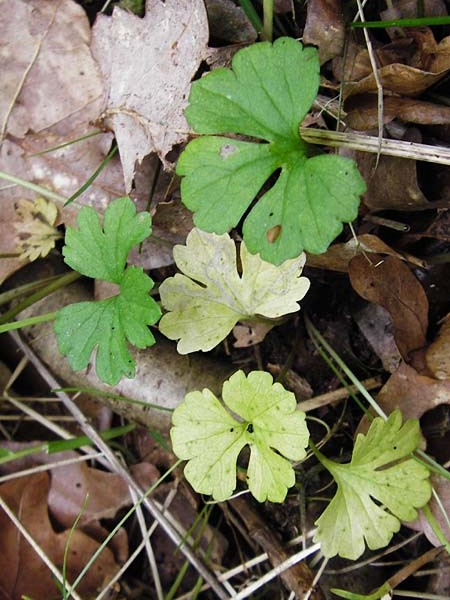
[357,143,430,211]
[344,62,449,98]
[303,0,345,65]
[349,254,429,360]
[305,233,424,272]
[205,0,256,43]
[91,0,209,191]
[0,444,159,529]
[0,0,103,139]
[417,476,450,547]
[0,472,119,600]
[347,94,450,130]
[425,313,450,379]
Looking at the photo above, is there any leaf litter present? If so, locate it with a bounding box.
[1,0,450,597]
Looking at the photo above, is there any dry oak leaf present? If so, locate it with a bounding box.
[303,0,345,65]
[91,0,209,191]
[0,472,119,600]
[349,254,428,360]
[0,0,104,139]
[14,197,62,261]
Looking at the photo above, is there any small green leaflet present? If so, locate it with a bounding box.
[178,37,366,265]
[171,370,309,502]
[54,197,161,385]
[159,228,310,353]
[314,410,431,560]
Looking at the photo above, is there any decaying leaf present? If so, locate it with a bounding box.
[357,135,430,211]
[0,472,120,599]
[159,228,310,353]
[377,361,450,422]
[349,254,429,360]
[425,313,450,379]
[306,233,424,272]
[205,0,256,43]
[346,95,450,130]
[303,0,345,64]
[14,197,62,261]
[91,0,209,190]
[0,0,103,139]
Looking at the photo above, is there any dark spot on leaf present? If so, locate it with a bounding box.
[247,423,254,433]
[230,427,234,432]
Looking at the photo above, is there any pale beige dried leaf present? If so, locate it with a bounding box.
[91,0,209,191]
[0,0,103,138]
[14,197,62,261]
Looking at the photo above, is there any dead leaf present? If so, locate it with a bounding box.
[0,0,103,139]
[233,321,275,348]
[91,0,209,191]
[0,472,119,600]
[303,0,345,64]
[305,233,424,272]
[0,444,159,529]
[376,360,450,421]
[354,303,402,373]
[205,0,256,43]
[417,476,450,547]
[14,197,62,261]
[425,313,450,379]
[349,254,429,360]
[357,137,430,211]
[343,57,450,99]
[346,94,450,130]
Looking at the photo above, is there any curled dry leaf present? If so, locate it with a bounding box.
[346,94,450,130]
[303,0,345,64]
[349,254,428,360]
[14,197,62,261]
[306,233,424,272]
[0,472,119,599]
[91,0,209,190]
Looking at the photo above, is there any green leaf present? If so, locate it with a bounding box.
[177,37,366,264]
[62,195,151,282]
[54,198,161,385]
[314,410,432,560]
[159,228,310,353]
[171,370,309,502]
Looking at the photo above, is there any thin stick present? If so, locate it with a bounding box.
[9,330,231,600]
[300,128,450,166]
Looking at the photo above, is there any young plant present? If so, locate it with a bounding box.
[159,228,310,353]
[177,37,366,265]
[54,197,161,386]
[170,373,432,559]
[171,370,309,502]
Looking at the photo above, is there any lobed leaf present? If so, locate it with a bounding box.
[178,37,366,264]
[314,410,431,559]
[159,228,310,353]
[170,370,309,502]
[55,197,161,385]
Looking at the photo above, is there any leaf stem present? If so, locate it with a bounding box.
[0,311,57,334]
[0,170,67,203]
[0,270,80,325]
[262,0,274,41]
